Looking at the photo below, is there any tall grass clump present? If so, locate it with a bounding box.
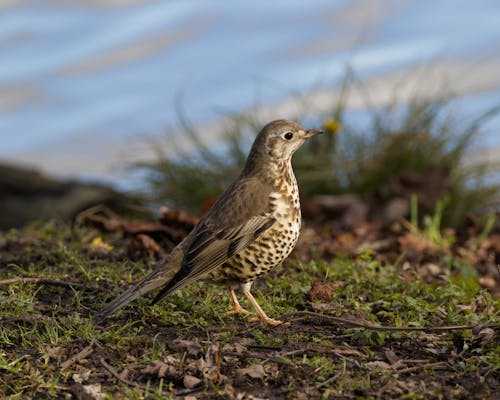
[136,115,260,212]
[137,81,500,227]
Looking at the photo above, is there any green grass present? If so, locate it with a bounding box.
[0,222,498,398]
[136,83,500,227]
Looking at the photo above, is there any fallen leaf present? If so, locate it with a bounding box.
[223,342,248,356]
[141,356,182,379]
[183,374,202,389]
[294,392,309,400]
[474,328,496,346]
[424,263,442,277]
[383,349,404,369]
[331,346,364,357]
[479,275,496,289]
[128,234,165,260]
[44,346,63,360]
[117,368,131,381]
[236,364,267,380]
[72,369,92,384]
[170,338,203,356]
[160,207,200,229]
[398,232,443,260]
[365,361,392,371]
[82,383,106,400]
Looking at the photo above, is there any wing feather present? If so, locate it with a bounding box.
[152,215,275,302]
[151,176,276,303]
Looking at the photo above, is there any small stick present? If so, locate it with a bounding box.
[99,357,154,393]
[0,277,85,288]
[61,344,94,371]
[394,361,448,374]
[314,371,342,390]
[290,311,499,332]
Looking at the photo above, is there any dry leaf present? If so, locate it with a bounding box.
[331,346,364,357]
[141,357,182,379]
[171,338,203,356]
[478,276,496,289]
[72,369,92,384]
[82,383,106,400]
[183,374,202,389]
[223,342,248,356]
[236,364,267,380]
[365,361,392,371]
[475,328,496,346]
[44,346,63,360]
[129,234,165,260]
[398,232,441,258]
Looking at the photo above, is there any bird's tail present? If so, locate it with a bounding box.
[95,242,185,322]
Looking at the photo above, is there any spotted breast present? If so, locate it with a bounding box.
[207,161,301,284]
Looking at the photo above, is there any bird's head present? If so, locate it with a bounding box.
[244,119,322,175]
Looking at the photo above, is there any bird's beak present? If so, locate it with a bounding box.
[303,129,323,139]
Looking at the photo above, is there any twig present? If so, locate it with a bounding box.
[224,350,296,367]
[314,371,343,390]
[61,344,94,371]
[280,349,309,357]
[0,277,85,288]
[99,357,154,393]
[39,383,74,393]
[289,311,499,332]
[394,361,448,374]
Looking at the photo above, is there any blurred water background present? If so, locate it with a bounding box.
[1,0,499,189]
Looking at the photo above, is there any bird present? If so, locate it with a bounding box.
[97,119,322,326]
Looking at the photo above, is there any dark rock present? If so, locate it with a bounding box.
[0,163,142,229]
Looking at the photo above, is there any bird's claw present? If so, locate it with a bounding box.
[225,307,253,316]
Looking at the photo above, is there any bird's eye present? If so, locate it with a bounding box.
[284,131,293,140]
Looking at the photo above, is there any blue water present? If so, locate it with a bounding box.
[0,0,499,185]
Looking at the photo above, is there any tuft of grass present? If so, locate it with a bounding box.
[137,81,500,227]
[408,195,456,248]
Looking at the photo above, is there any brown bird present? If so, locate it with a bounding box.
[97,120,322,326]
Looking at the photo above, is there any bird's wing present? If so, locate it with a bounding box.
[152,176,275,303]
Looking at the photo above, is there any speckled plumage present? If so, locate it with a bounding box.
[97,120,322,326]
[207,163,301,285]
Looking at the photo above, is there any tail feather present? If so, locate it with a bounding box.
[95,243,185,322]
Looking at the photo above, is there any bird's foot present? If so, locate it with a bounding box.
[259,316,290,327]
[242,289,289,326]
[225,306,253,316]
[245,314,289,326]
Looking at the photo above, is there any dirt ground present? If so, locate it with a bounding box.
[0,209,499,399]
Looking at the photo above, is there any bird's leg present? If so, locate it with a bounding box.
[225,286,252,316]
[242,285,288,326]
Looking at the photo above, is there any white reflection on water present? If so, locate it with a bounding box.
[0,0,499,185]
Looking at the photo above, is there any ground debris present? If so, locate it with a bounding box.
[306,281,340,302]
[128,233,166,260]
[170,338,204,356]
[141,355,184,380]
[235,364,267,380]
[1,208,499,399]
